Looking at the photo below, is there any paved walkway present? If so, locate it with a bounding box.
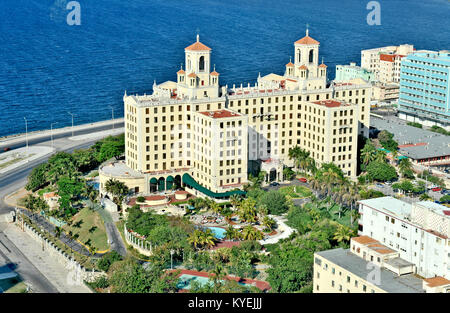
[258,215,295,245]
[2,223,91,293]
[96,206,127,257]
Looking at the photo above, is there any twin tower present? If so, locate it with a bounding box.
[175,29,327,99]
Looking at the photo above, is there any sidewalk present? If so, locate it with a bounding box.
[2,223,91,293]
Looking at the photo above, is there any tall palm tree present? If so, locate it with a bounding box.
[229,195,241,211]
[241,226,264,241]
[262,216,276,231]
[360,142,376,166]
[398,158,413,177]
[333,225,355,244]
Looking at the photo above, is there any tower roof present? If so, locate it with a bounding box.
[299,65,308,70]
[286,61,294,67]
[188,72,197,78]
[177,69,186,74]
[319,63,327,68]
[210,71,220,76]
[185,34,211,51]
[295,29,319,45]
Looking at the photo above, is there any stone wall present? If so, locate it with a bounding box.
[19,221,106,283]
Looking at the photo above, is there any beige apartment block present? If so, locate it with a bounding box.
[104,30,371,197]
[314,236,449,293]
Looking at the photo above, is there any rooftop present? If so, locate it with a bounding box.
[316,248,425,293]
[358,196,412,219]
[370,116,450,160]
[100,161,143,178]
[185,35,211,51]
[198,109,241,119]
[424,276,450,288]
[313,99,348,108]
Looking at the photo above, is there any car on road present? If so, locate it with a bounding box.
[269,182,280,187]
[431,187,442,192]
[298,178,307,183]
[3,147,10,152]
[376,183,384,187]
[385,181,393,186]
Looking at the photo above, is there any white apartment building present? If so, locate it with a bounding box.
[358,196,450,279]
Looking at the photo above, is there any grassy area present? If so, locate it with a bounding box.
[63,207,109,252]
[0,277,28,293]
[278,185,312,198]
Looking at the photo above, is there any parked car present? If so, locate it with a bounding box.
[431,187,442,192]
[269,182,279,187]
[298,178,307,183]
[385,181,392,186]
[3,147,10,152]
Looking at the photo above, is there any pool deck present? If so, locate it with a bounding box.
[170,269,271,292]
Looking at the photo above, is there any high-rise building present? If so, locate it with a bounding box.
[398,50,450,130]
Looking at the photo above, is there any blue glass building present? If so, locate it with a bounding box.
[398,51,450,130]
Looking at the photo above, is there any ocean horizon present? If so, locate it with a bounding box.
[0,0,449,137]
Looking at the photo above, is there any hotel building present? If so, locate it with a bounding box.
[398,50,450,130]
[358,196,450,279]
[100,31,371,199]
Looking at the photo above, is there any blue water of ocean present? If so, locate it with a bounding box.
[0,0,449,137]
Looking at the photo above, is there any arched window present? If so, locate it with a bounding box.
[199,56,205,72]
[309,49,314,63]
[187,57,191,70]
[297,49,301,63]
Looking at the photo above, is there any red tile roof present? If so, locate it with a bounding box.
[286,61,294,67]
[199,109,241,119]
[177,69,185,74]
[319,63,327,68]
[295,35,320,45]
[313,100,343,108]
[187,73,197,78]
[210,71,220,76]
[380,54,395,62]
[146,195,166,201]
[352,236,378,244]
[185,41,211,51]
[299,65,308,70]
[424,276,450,287]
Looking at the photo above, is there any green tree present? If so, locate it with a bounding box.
[366,161,398,182]
[258,190,288,215]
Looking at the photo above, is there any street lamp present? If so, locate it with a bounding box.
[23,117,29,157]
[170,249,175,270]
[108,106,115,129]
[51,122,58,148]
[68,112,75,137]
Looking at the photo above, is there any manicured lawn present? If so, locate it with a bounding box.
[278,185,312,198]
[63,207,109,252]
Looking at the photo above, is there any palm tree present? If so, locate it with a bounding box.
[262,216,276,231]
[225,225,240,241]
[333,225,355,244]
[241,226,264,241]
[398,158,413,178]
[200,229,216,249]
[229,195,241,211]
[188,230,203,250]
[374,150,387,163]
[288,146,302,171]
[360,141,376,166]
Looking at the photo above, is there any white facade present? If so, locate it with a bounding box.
[358,196,450,279]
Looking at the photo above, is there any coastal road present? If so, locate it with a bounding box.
[0,128,124,292]
[0,119,124,152]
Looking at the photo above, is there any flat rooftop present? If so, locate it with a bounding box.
[198,109,241,119]
[316,248,425,293]
[371,116,450,160]
[100,161,143,178]
[313,99,350,108]
[415,201,450,219]
[358,196,412,219]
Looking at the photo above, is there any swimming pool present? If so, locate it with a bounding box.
[87,181,100,190]
[176,274,247,290]
[207,226,226,240]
